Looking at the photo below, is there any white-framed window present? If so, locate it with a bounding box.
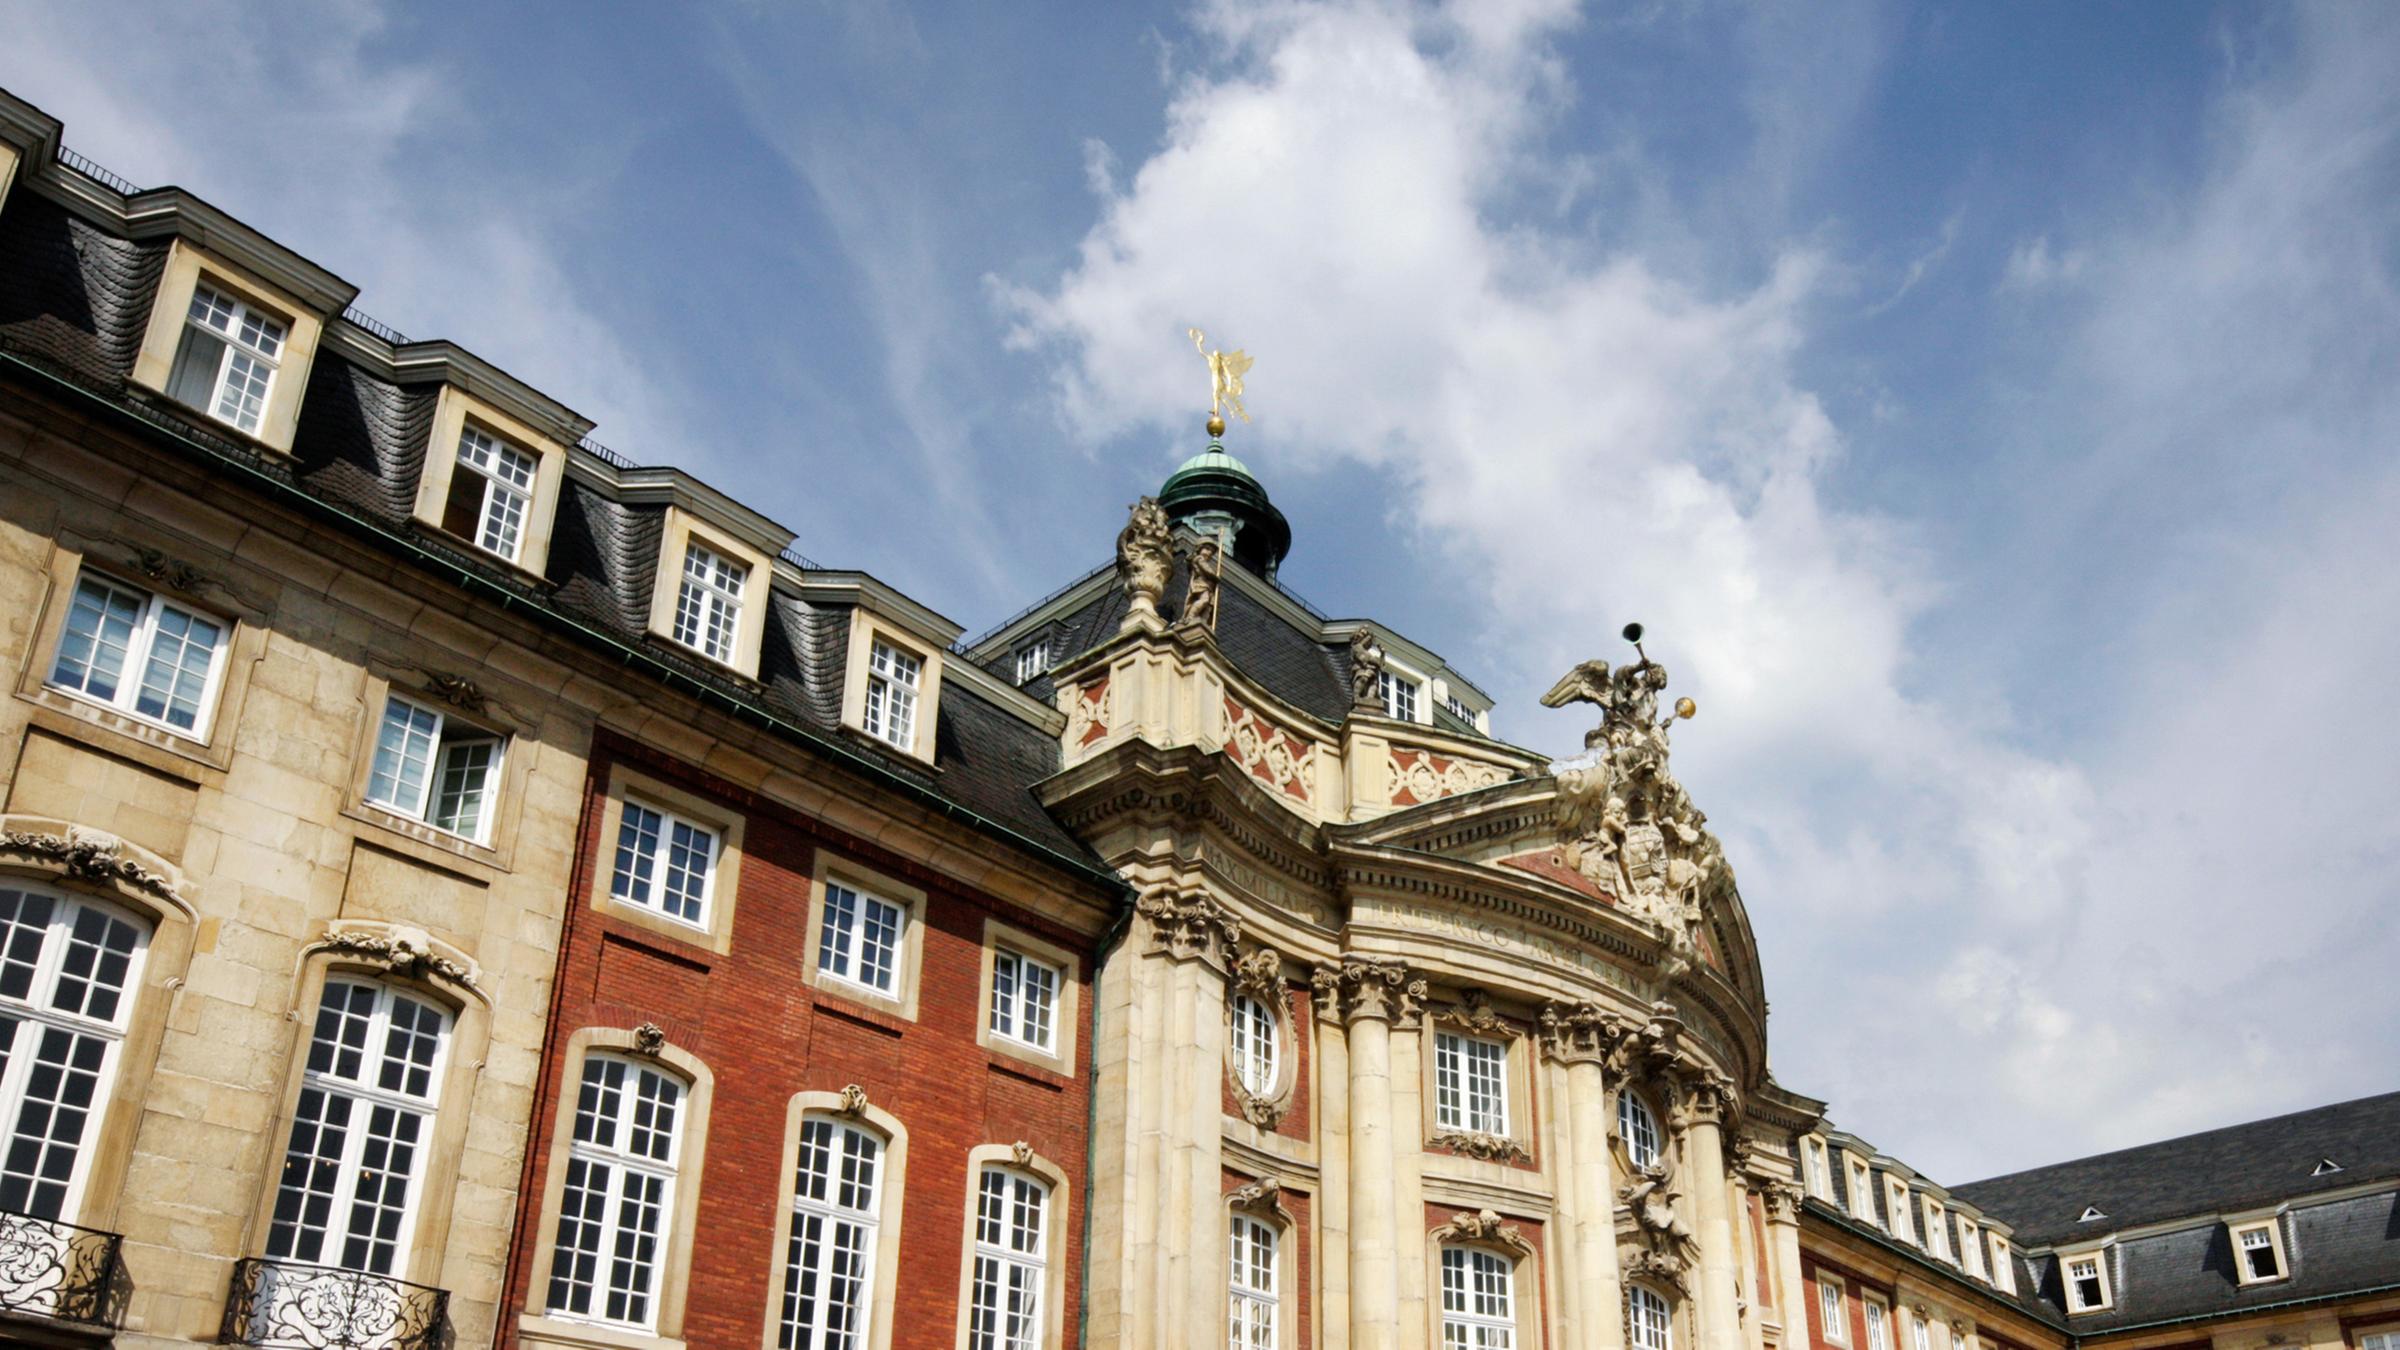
[988,948,1060,1054]
[778,1114,883,1350]
[1228,1213,1278,1350]
[1230,993,1280,1099]
[1910,1313,1931,1350]
[2063,1254,2110,1312]
[47,573,228,737]
[1432,1031,1508,1136]
[1925,1199,1952,1260]
[1803,1137,1832,1198]
[1959,1217,1986,1279]
[966,1165,1049,1350]
[442,424,537,562]
[365,693,504,844]
[265,978,449,1276]
[1990,1236,2016,1294]
[862,640,922,750]
[1847,1158,1876,1220]
[817,881,906,997]
[1817,1278,1847,1345]
[1864,1299,1890,1350]
[610,798,719,929]
[1015,639,1051,683]
[1442,692,1473,723]
[546,1053,685,1330]
[2232,1219,2287,1283]
[1628,1286,1673,1350]
[0,887,148,1221]
[165,282,285,434]
[2359,1333,2398,1350]
[671,539,747,664]
[1618,1091,1661,1169]
[1886,1179,1915,1241]
[1378,670,1418,722]
[1439,1245,1515,1350]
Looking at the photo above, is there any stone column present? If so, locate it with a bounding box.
[1310,969,1354,1350]
[1679,1076,1743,1350]
[1762,1184,1809,1350]
[1328,959,1412,1350]
[1545,1003,1628,1350]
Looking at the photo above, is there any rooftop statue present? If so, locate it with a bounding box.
[1117,496,1176,631]
[1189,327,1253,438]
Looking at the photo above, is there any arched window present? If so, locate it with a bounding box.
[0,885,147,1220]
[780,1114,884,1350]
[1619,1091,1661,1169]
[264,977,450,1274]
[1228,1213,1278,1349]
[1629,1286,1673,1350]
[547,1054,686,1330]
[967,1166,1049,1350]
[1230,994,1279,1098]
[1438,1245,1515,1349]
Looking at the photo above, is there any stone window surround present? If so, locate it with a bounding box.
[839,612,946,766]
[644,506,774,680]
[2226,1211,2292,1286]
[343,669,533,875]
[15,539,270,778]
[519,1027,716,1350]
[757,1090,912,1350]
[1801,1134,1833,1201]
[1425,1209,1542,1350]
[1224,954,1298,1130]
[1862,1292,1894,1350]
[1819,1272,1852,1345]
[1988,1235,2016,1294]
[244,928,493,1294]
[588,762,747,957]
[409,387,573,581]
[797,849,929,1025]
[1885,1176,1918,1244]
[949,1143,1072,1350]
[1225,1179,1296,1350]
[973,916,1082,1078]
[1626,1281,1686,1350]
[1417,994,1537,1166]
[1845,1154,1878,1224]
[2058,1246,2114,1314]
[129,238,326,455]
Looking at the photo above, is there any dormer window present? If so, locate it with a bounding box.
[166,283,285,434]
[1804,1137,1832,1199]
[863,640,921,750]
[2312,1158,2342,1176]
[672,540,747,664]
[1847,1157,1876,1221]
[1990,1236,2017,1294]
[2078,1205,2107,1223]
[1925,1198,1952,1261]
[443,425,537,562]
[2063,1253,2111,1313]
[2231,1219,2288,1284]
[1015,638,1052,683]
[1959,1217,1986,1279]
[1443,693,1471,722]
[1378,670,1418,721]
[1886,1178,1916,1241]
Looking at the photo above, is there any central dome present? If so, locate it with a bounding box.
[1158,442,1292,578]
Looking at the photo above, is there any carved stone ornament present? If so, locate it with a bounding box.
[1436,987,1509,1036]
[1539,1001,1622,1066]
[1543,647,1723,979]
[1228,1176,1287,1219]
[1312,959,1418,1025]
[0,825,178,900]
[837,1084,870,1117]
[1431,1130,1532,1164]
[1760,1180,1806,1220]
[631,1022,668,1056]
[1176,537,1224,636]
[1610,1001,1689,1084]
[1227,946,1292,1128]
[1623,1248,1689,1291]
[1137,889,1241,968]
[1230,944,1283,1001]
[1620,1159,1699,1262]
[422,672,488,714]
[318,923,478,989]
[1348,630,1386,710]
[1433,1209,1535,1260]
[128,545,209,595]
[1116,497,1176,628]
[1671,1068,1737,1129]
[1011,1140,1035,1168]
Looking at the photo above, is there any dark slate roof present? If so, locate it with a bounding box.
[0,191,164,386]
[1952,1091,2400,1247]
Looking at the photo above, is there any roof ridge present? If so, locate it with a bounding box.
[1953,1088,2400,1193]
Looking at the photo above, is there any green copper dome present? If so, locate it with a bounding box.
[1158,441,1291,578]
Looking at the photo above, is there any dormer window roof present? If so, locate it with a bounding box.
[2311,1158,2342,1176]
[2078,1205,2107,1223]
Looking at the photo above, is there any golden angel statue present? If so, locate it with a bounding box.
[1188,328,1253,432]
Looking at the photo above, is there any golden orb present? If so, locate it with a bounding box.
[1207,413,1226,438]
[1675,697,1697,720]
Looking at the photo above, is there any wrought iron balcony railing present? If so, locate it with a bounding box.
[0,1207,129,1332]
[221,1258,451,1350]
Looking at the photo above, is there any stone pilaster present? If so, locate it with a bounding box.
[1762,1182,1808,1350]
[1310,968,1354,1350]
[1545,1002,1629,1350]
[1320,959,1416,1350]
[1677,1075,1744,1350]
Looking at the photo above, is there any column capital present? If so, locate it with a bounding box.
[1538,1000,1621,1065]
[1670,1068,1739,1130]
[1136,887,1241,970]
[1311,958,1423,1025]
[1759,1180,1806,1223]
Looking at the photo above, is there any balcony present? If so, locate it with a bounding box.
[221,1258,451,1350]
[0,1208,129,1340]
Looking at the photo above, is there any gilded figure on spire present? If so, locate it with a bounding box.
[1188,328,1253,437]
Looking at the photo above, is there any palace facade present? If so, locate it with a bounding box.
[0,84,2391,1350]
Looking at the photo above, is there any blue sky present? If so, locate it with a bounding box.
[10,0,2397,1180]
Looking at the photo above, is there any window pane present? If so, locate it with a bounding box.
[431,736,499,839]
[368,699,442,816]
[613,802,663,905]
[49,578,143,703]
[133,603,223,730]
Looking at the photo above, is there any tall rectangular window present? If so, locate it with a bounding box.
[1959,1218,1985,1278]
[548,1054,685,1330]
[1228,1214,1278,1350]
[365,694,504,843]
[1377,671,1418,721]
[611,800,719,928]
[0,888,147,1224]
[988,949,1059,1053]
[1925,1199,1951,1260]
[443,425,537,562]
[1014,639,1051,683]
[265,979,449,1276]
[817,882,905,996]
[1864,1301,1890,1350]
[1991,1237,2016,1294]
[967,1167,1048,1350]
[1438,1246,1514,1350]
[780,1116,883,1350]
[862,640,922,750]
[671,540,746,664]
[1911,1315,1931,1350]
[1817,1279,1846,1345]
[165,283,285,434]
[1432,1032,1508,1136]
[47,574,228,736]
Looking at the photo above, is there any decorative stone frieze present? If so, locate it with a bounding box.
[1064,677,1112,749]
[1432,1208,1535,1260]
[125,542,211,595]
[1311,958,1420,1025]
[1387,746,1510,807]
[0,824,178,901]
[1431,1130,1532,1164]
[315,922,479,990]
[1136,888,1242,969]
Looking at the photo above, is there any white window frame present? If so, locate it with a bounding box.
[1443,692,1473,723]
[1228,1213,1279,1350]
[862,639,923,751]
[1804,1137,1832,1199]
[1015,639,1051,684]
[1864,1298,1891,1350]
[1910,1313,1931,1350]
[1818,1277,1848,1345]
[1925,1198,1952,1261]
[45,572,230,738]
[545,1053,686,1332]
[264,977,450,1277]
[2231,1218,2288,1285]
[966,1165,1049,1350]
[444,424,538,563]
[166,282,285,434]
[1439,1244,1516,1350]
[1432,1030,1509,1136]
[0,887,149,1225]
[2358,1333,2399,1350]
[1229,993,1280,1100]
[671,538,748,665]
[1990,1236,2016,1294]
[364,692,505,844]
[2063,1253,2111,1313]
[1377,670,1419,722]
[816,880,908,998]
[1846,1158,1876,1221]
[1619,1091,1662,1170]
[609,797,720,930]
[1886,1179,1916,1242]
[988,947,1061,1054]
[778,1113,884,1350]
[1959,1217,1986,1279]
[1628,1285,1673,1350]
